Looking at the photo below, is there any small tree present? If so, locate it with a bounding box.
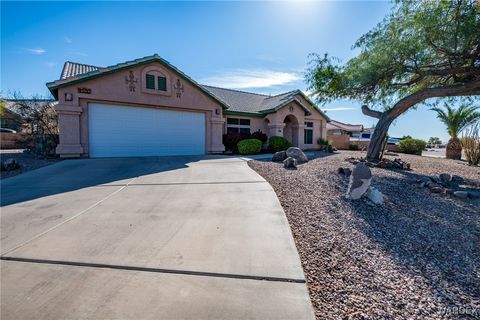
[461,122,480,165]
[428,137,442,146]
[430,104,480,159]
[7,92,59,157]
[306,0,480,160]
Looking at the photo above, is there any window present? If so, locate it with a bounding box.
[146,74,155,89]
[157,76,167,91]
[304,121,313,144]
[144,69,169,93]
[227,118,250,134]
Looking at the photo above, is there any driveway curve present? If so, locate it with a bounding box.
[1,156,314,319]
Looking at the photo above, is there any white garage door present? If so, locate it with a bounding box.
[88,103,205,157]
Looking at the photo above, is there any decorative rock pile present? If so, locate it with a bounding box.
[0,158,20,171]
[342,162,385,205]
[272,147,308,169]
[345,157,411,170]
[415,173,480,200]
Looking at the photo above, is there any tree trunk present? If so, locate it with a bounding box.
[366,115,393,161]
[446,137,462,160]
[361,80,480,161]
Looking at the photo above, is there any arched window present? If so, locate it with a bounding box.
[141,66,171,95]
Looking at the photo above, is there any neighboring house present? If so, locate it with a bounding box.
[0,101,22,131]
[46,54,330,158]
[326,120,366,149]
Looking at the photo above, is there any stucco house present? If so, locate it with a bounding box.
[326,120,366,150]
[47,54,330,158]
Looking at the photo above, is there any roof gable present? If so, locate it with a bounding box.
[47,54,229,109]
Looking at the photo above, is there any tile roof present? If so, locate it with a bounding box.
[326,120,364,132]
[49,56,329,120]
[60,62,100,80]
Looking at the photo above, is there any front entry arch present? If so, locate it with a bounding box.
[283,115,299,147]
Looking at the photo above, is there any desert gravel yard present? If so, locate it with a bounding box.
[248,151,480,319]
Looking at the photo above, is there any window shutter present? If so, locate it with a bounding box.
[157,76,167,91]
[146,74,155,89]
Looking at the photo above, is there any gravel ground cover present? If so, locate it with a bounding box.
[0,149,59,179]
[248,150,479,319]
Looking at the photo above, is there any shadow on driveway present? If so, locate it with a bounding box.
[0,155,233,206]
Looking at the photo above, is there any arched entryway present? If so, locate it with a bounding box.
[283,115,299,146]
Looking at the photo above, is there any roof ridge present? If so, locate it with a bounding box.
[330,119,362,126]
[202,85,269,97]
[263,89,298,100]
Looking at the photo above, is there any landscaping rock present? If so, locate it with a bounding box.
[430,187,444,193]
[337,167,352,176]
[346,163,372,200]
[468,190,480,199]
[365,187,384,205]
[445,188,454,195]
[453,191,469,199]
[439,173,452,184]
[452,175,464,183]
[272,150,287,162]
[286,147,308,164]
[1,158,20,171]
[283,157,297,169]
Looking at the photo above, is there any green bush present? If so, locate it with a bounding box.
[237,139,262,155]
[269,136,293,152]
[398,137,427,155]
[317,138,332,146]
[349,143,359,150]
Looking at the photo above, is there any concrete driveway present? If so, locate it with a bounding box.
[1,156,314,319]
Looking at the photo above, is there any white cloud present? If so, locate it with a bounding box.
[64,36,73,43]
[24,47,46,55]
[45,62,56,68]
[321,107,356,112]
[200,69,301,89]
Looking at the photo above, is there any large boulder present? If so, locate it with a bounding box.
[286,147,308,164]
[346,163,372,200]
[272,150,287,162]
[283,157,297,169]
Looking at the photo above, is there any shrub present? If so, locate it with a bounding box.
[223,131,250,151]
[237,139,262,155]
[250,130,268,143]
[349,143,359,150]
[318,138,334,152]
[269,136,293,152]
[461,122,480,165]
[398,137,426,155]
[317,138,332,146]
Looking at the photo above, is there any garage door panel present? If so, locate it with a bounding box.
[88,103,205,157]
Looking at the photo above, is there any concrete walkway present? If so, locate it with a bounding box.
[1,156,314,319]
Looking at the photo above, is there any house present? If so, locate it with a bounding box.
[0,100,22,131]
[326,120,366,149]
[47,54,330,158]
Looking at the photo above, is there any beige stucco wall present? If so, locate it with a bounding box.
[54,61,328,157]
[264,101,327,150]
[224,100,328,150]
[55,62,225,157]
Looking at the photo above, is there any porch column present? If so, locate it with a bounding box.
[292,124,306,147]
[209,117,225,153]
[268,123,285,137]
[55,105,84,158]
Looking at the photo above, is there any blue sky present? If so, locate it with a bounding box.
[1,1,457,142]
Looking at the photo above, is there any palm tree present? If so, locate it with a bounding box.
[430,104,480,160]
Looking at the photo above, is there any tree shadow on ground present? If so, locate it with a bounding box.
[344,170,479,306]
